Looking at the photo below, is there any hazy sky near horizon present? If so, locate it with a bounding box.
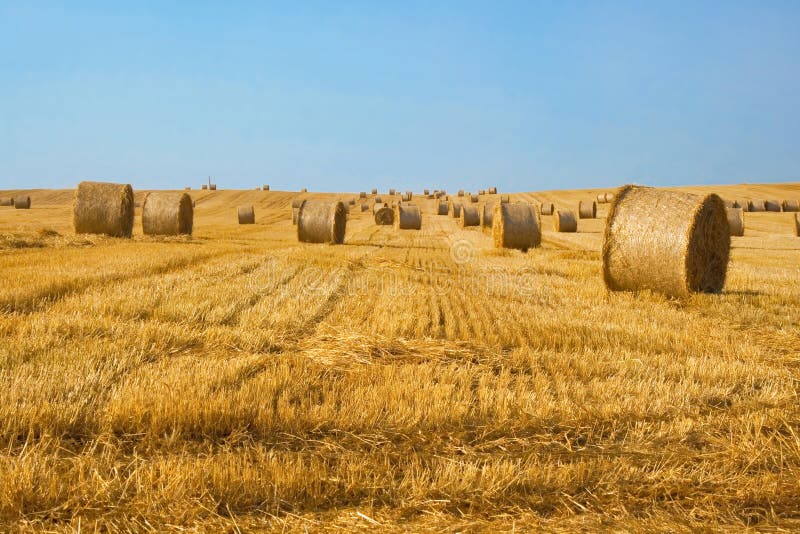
[1,1,799,192]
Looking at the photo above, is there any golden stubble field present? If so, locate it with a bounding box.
[0,183,799,532]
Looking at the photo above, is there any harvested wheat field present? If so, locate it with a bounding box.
[0,183,799,531]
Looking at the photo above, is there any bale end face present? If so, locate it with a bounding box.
[603,185,730,298]
[298,200,347,243]
[493,202,541,251]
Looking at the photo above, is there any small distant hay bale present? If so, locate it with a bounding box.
[500,194,510,203]
[395,204,422,230]
[0,198,13,206]
[578,200,597,219]
[604,192,615,203]
[348,199,356,206]
[488,187,497,194]
[597,193,607,204]
[402,191,412,201]
[73,181,135,237]
[359,192,366,198]
[457,190,464,197]
[371,188,378,195]
[726,207,744,237]
[448,201,463,218]
[209,184,217,190]
[739,201,749,212]
[493,202,541,251]
[423,189,430,195]
[437,201,448,215]
[603,185,730,298]
[481,202,496,228]
[298,200,347,244]
[238,206,255,224]
[13,196,31,209]
[553,209,577,232]
[479,189,485,195]
[300,188,308,193]
[540,202,554,215]
[185,186,192,190]
[142,192,193,235]
[782,200,799,212]
[748,200,766,212]
[361,203,370,212]
[765,200,782,212]
[374,196,383,203]
[201,184,208,190]
[459,205,480,227]
[470,194,479,203]
[389,188,396,196]
[262,185,270,191]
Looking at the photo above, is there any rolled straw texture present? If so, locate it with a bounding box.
[488,187,497,194]
[553,209,577,232]
[142,192,193,235]
[765,200,782,212]
[0,198,13,206]
[603,185,730,298]
[578,200,597,219]
[748,200,766,212]
[238,206,255,224]
[795,213,800,237]
[459,205,480,227]
[782,200,799,212]
[437,201,448,215]
[394,204,422,230]
[374,204,394,225]
[540,202,554,216]
[448,202,462,218]
[73,181,134,237]
[297,200,346,244]
[492,202,541,251]
[481,202,496,228]
[371,188,378,195]
[726,207,744,237]
[13,196,31,209]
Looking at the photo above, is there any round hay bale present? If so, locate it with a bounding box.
[604,192,615,203]
[423,189,430,195]
[540,202,554,216]
[795,213,800,237]
[298,200,346,243]
[201,184,208,190]
[493,202,541,251]
[292,207,299,224]
[348,199,356,206]
[500,195,510,203]
[478,189,485,195]
[578,200,597,219]
[209,184,217,191]
[374,196,382,203]
[73,181,134,237]
[185,187,192,191]
[448,201,463,218]
[459,205,480,227]
[0,198,13,206]
[457,190,464,197]
[739,201,749,212]
[765,200,782,212]
[238,206,255,224]
[597,193,607,204]
[726,207,744,237]
[470,194,479,203]
[371,188,378,195]
[13,195,30,209]
[361,203,370,212]
[291,199,304,208]
[262,185,270,191]
[553,209,577,232]
[437,201,448,215]
[488,187,497,194]
[723,199,735,208]
[602,185,730,298]
[402,192,412,201]
[359,191,366,199]
[748,200,766,212]
[389,188,396,196]
[374,204,394,225]
[395,204,422,230]
[481,202,496,228]
[142,192,193,235]
[782,200,799,212]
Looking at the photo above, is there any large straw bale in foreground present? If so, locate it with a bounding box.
[459,205,480,227]
[298,200,346,243]
[726,207,744,237]
[603,185,730,298]
[493,202,541,251]
[578,200,597,219]
[553,209,577,232]
[13,196,31,209]
[395,204,421,230]
[238,206,255,224]
[73,181,134,237]
[142,192,193,235]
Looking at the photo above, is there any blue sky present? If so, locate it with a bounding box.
[1,1,799,192]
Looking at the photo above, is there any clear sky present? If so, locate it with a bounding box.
[1,1,799,192]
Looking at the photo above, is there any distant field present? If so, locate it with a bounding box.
[0,183,798,531]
